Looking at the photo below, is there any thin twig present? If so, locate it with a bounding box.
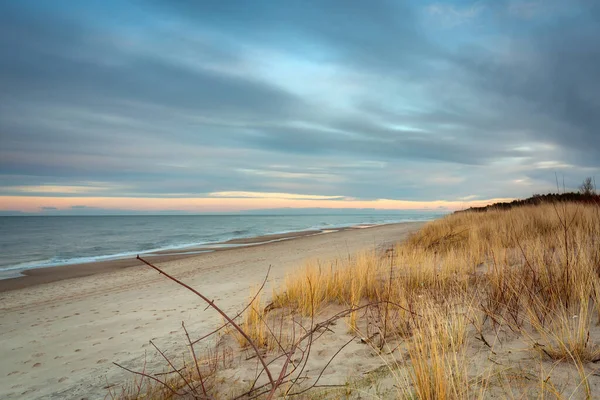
[150,340,198,397]
[182,321,208,398]
[288,335,356,396]
[191,265,272,345]
[136,256,275,389]
[113,362,185,396]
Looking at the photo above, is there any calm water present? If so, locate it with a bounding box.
[0,213,444,277]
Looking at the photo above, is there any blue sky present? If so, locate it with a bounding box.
[0,0,599,213]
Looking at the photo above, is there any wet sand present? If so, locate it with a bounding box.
[0,222,424,399]
[0,255,194,292]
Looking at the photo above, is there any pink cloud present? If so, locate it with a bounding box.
[0,195,513,213]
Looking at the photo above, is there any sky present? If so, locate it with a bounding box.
[1,0,599,214]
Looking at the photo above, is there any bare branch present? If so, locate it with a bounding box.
[191,265,272,345]
[113,362,185,397]
[182,321,209,398]
[136,256,275,389]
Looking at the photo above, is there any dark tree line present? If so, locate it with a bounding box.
[458,177,598,213]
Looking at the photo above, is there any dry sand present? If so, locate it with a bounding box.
[0,222,424,399]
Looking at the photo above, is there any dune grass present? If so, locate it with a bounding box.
[407,304,469,400]
[120,200,600,398]
[267,202,600,397]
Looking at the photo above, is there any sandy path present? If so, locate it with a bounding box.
[0,222,423,399]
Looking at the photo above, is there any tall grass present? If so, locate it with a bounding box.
[269,202,600,397]
[407,302,469,400]
[272,251,383,316]
[121,201,600,398]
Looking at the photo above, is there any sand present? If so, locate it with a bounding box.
[0,222,424,399]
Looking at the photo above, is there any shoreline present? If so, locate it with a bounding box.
[1,218,432,280]
[0,223,401,293]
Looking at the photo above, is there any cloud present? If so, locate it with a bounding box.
[0,0,599,212]
[426,2,486,27]
[3,185,113,194]
[208,191,346,201]
[150,0,434,75]
[0,5,305,120]
[508,0,552,19]
[0,195,515,214]
[236,168,341,182]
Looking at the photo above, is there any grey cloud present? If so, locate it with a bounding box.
[447,2,600,163]
[0,3,307,126]
[0,4,313,195]
[151,0,436,75]
[1,1,599,204]
[245,118,517,166]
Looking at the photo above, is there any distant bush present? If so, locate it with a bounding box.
[458,192,600,213]
[579,177,597,195]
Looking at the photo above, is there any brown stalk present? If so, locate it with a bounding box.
[281,277,317,397]
[136,256,276,389]
[150,340,199,397]
[241,302,388,400]
[113,361,186,397]
[182,321,208,398]
[191,265,272,345]
[288,335,356,397]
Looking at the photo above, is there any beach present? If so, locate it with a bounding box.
[0,222,423,399]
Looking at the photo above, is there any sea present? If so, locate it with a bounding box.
[0,212,445,279]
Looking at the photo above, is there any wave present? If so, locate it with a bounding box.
[229,229,252,236]
[0,240,214,274]
[0,214,445,277]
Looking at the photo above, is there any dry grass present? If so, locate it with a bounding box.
[120,200,600,398]
[114,343,233,400]
[530,295,600,363]
[229,289,296,353]
[268,202,600,398]
[407,303,469,400]
[272,251,384,316]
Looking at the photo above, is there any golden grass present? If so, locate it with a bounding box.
[268,202,600,397]
[232,289,291,352]
[407,302,469,400]
[122,201,600,398]
[530,295,600,363]
[272,251,384,316]
[235,290,268,348]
